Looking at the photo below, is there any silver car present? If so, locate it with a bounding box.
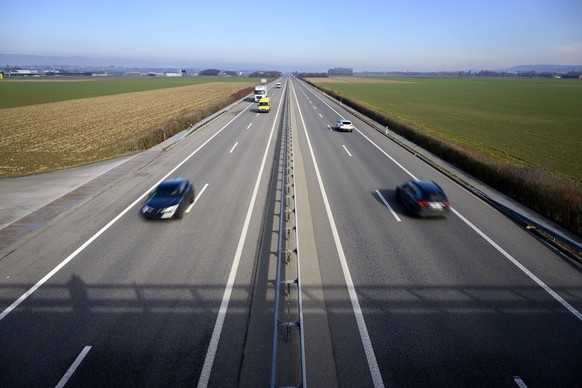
[336,119,354,132]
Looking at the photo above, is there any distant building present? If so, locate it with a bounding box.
[328,67,353,76]
[165,68,183,77]
[6,69,41,77]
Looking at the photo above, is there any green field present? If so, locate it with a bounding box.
[0,76,257,108]
[320,77,582,182]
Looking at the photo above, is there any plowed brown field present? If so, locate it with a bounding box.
[0,82,253,177]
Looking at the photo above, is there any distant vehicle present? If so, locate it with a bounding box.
[141,178,195,220]
[276,82,281,88]
[336,119,354,132]
[396,180,450,217]
[254,85,268,102]
[258,97,271,113]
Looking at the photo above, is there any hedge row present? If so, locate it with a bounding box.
[309,81,582,236]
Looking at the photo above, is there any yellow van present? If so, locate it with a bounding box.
[258,97,271,113]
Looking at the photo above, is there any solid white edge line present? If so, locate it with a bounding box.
[513,376,528,388]
[0,102,255,322]
[55,346,92,388]
[229,142,238,153]
[342,145,352,157]
[375,190,401,222]
[186,183,209,213]
[451,208,582,321]
[196,84,283,388]
[299,80,582,322]
[291,80,385,388]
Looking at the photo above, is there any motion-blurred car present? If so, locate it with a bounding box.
[396,180,450,217]
[336,119,354,132]
[141,177,194,220]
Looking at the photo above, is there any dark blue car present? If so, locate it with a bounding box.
[141,178,195,220]
[396,180,450,217]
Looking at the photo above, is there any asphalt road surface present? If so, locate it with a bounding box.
[0,77,580,387]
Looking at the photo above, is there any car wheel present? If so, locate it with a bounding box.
[176,210,183,219]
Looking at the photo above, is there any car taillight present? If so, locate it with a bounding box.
[443,201,450,207]
[417,200,429,207]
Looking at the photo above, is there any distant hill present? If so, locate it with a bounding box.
[504,64,582,73]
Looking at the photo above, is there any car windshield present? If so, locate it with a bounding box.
[259,102,268,106]
[153,184,181,197]
[342,121,352,125]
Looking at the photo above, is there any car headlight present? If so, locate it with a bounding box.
[162,205,178,213]
[142,205,153,213]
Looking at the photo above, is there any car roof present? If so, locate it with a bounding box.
[411,180,444,193]
[158,177,188,187]
[340,119,352,123]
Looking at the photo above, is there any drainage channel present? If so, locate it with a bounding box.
[270,87,307,388]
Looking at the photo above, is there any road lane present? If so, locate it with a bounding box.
[1,75,580,386]
[290,76,582,386]
[0,81,285,386]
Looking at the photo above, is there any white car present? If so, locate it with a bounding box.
[276,82,281,88]
[336,119,354,132]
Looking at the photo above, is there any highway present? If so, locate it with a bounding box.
[0,76,581,387]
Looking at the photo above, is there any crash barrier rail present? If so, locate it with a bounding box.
[270,89,307,387]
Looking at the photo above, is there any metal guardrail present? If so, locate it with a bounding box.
[270,87,307,387]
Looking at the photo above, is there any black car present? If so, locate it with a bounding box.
[396,180,450,217]
[141,178,195,220]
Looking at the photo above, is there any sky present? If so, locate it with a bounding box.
[1,0,581,72]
